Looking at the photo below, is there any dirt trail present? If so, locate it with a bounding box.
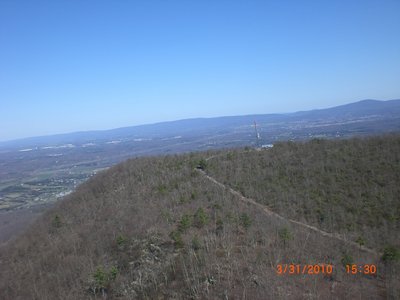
[197,168,379,256]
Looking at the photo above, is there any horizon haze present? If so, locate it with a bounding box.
[0,98,398,144]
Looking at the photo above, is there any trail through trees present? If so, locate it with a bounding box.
[196,164,379,256]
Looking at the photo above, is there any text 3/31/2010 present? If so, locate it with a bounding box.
[276,264,377,275]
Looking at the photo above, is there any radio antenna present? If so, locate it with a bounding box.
[254,121,260,147]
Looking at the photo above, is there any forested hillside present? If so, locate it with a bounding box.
[207,135,400,250]
[0,135,399,299]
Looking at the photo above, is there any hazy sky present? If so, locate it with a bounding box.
[1,0,399,141]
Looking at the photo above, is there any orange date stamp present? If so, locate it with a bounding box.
[275,264,378,276]
[345,264,377,275]
[276,264,333,275]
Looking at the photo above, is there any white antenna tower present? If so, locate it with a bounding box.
[254,121,260,147]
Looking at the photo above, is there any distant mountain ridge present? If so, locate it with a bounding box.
[293,99,400,118]
[1,99,400,149]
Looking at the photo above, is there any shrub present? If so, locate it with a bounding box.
[239,213,252,230]
[191,235,201,251]
[197,159,207,170]
[216,218,224,235]
[116,234,127,249]
[193,208,208,228]
[341,253,353,267]
[169,230,184,249]
[356,236,365,247]
[90,266,118,295]
[278,227,292,246]
[178,214,192,232]
[52,214,62,228]
[382,245,400,263]
[93,266,108,291]
[109,266,118,281]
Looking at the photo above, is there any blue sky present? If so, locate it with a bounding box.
[1,0,399,141]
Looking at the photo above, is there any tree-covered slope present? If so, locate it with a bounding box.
[207,135,400,250]
[0,135,398,299]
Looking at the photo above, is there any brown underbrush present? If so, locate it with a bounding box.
[0,135,398,299]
